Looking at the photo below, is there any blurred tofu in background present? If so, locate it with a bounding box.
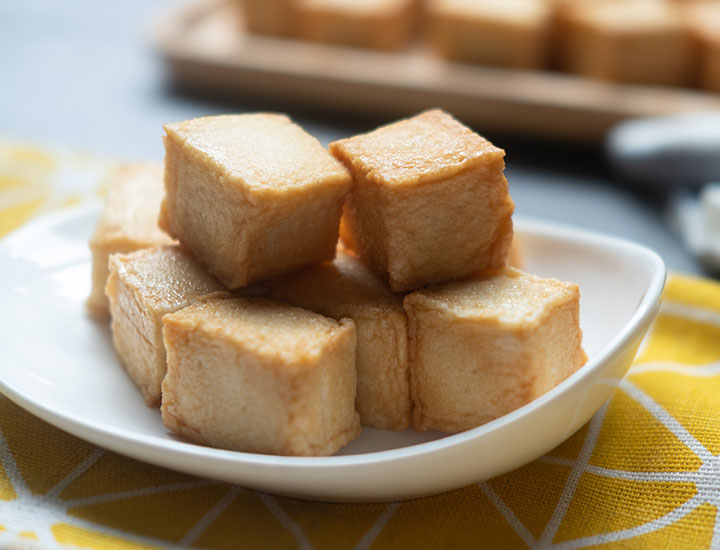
[240,0,294,36]
[426,0,551,69]
[293,0,417,51]
[87,164,175,318]
[236,0,717,89]
[240,0,417,51]
[683,0,720,92]
[555,0,696,86]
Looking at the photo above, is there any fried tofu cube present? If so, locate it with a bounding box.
[330,109,514,292]
[404,267,587,433]
[427,0,551,69]
[268,250,411,430]
[105,246,225,407]
[507,235,523,270]
[161,296,361,456]
[556,1,696,86]
[240,0,293,36]
[87,164,174,318]
[293,0,416,51]
[683,0,720,92]
[160,114,352,289]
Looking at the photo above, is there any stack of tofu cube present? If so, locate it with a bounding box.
[90,109,587,456]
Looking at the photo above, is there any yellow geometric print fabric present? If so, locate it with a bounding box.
[2,143,720,549]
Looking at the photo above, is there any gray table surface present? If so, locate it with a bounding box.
[1,0,702,275]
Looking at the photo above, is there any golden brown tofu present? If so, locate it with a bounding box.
[239,0,293,36]
[294,0,416,51]
[330,109,514,292]
[683,0,720,92]
[507,235,523,270]
[556,0,696,86]
[427,0,551,69]
[105,246,225,407]
[544,0,603,70]
[87,164,175,318]
[160,114,352,289]
[404,267,587,433]
[161,296,361,456]
[268,250,411,430]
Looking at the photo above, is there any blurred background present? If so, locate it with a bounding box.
[3,0,720,274]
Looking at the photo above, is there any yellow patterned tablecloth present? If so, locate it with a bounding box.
[2,142,720,549]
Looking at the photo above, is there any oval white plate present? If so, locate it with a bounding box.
[0,203,665,502]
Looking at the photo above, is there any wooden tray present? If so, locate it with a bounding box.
[154,0,720,142]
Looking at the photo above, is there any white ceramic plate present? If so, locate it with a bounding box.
[0,203,665,502]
